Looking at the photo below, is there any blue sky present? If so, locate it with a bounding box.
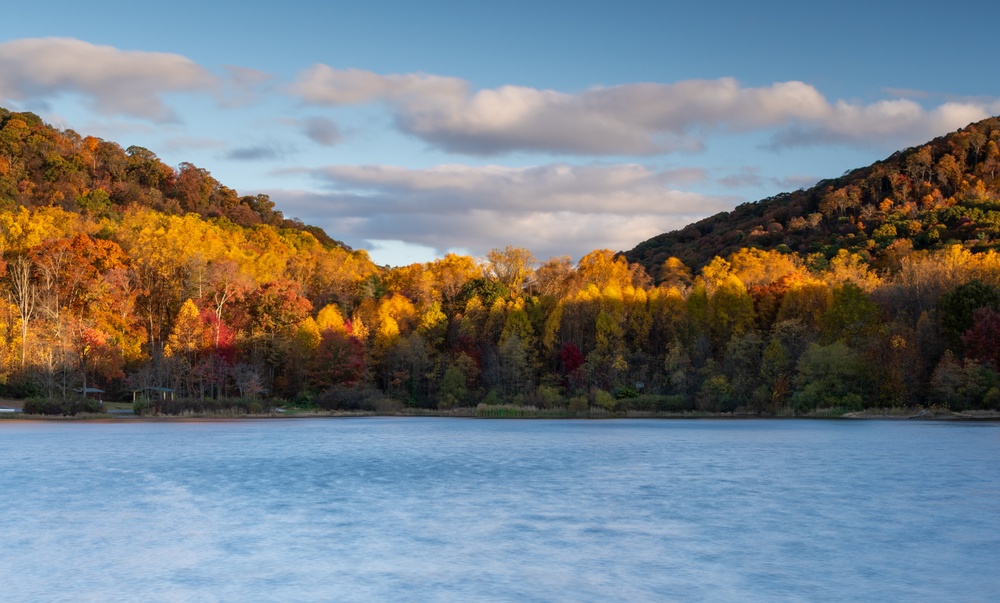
[3,1,999,265]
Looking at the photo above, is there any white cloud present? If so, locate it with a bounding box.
[290,65,466,106]
[268,163,734,262]
[771,99,1000,148]
[0,38,218,122]
[290,66,1000,155]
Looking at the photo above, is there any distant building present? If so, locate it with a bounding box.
[74,387,105,401]
[131,387,176,402]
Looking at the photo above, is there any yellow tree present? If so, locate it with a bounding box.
[659,257,693,289]
[487,246,536,297]
[165,299,211,360]
[316,303,348,334]
[574,249,635,293]
[427,253,481,309]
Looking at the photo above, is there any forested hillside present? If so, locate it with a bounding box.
[2,108,999,416]
[627,116,1000,277]
[0,108,345,249]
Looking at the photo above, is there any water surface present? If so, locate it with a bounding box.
[2,418,998,602]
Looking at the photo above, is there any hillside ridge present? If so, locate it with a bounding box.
[625,116,1000,280]
[0,107,347,251]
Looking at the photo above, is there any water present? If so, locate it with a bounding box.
[1,418,998,602]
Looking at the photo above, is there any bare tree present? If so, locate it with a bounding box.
[6,255,37,367]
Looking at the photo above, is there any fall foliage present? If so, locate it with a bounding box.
[3,107,1000,415]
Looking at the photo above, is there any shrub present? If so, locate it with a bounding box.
[613,386,639,399]
[535,384,564,409]
[629,394,694,413]
[481,389,503,406]
[23,398,104,416]
[593,389,616,411]
[0,379,41,399]
[567,395,589,414]
[659,394,694,412]
[315,385,384,411]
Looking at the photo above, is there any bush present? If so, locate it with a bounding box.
[613,386,639,399]
[983,387,1000,410]
[289,392,316,409]
[374,397,403,414]
[23,398,104,416]
[593,389,616,411]
[480,389,503,406]
[133,399,150,416]
[132,397,273,416]
[535,384,564,408]
[315,385,384,411]
[567,395,589,414]
[629,394,694,413]
[0,379,41,399]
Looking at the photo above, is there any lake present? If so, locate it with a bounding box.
[1,418,998,602]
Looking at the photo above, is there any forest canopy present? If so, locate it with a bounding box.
[2,107,1000,415]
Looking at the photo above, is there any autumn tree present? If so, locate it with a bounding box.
[487,246,535,296]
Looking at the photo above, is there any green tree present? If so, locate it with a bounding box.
[820,283,880,345]
[939,280,1000,346]
[791,342,866,412]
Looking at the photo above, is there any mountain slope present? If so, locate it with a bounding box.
[625,116,1000,280]
[0,107,349,251]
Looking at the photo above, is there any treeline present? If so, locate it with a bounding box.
[2,107,1000,415]
[0,205,378,407]
[1,201,998,415]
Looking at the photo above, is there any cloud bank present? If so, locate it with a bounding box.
[291,66,1000,155]
[0,38,217,122]
[271,163,734,261]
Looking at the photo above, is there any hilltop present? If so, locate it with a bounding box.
[0,108,347,250]
[625,116,1000,279]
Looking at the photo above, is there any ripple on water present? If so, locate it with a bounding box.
[1,418,999,602]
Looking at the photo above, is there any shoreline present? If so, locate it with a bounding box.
[3,407,999,422]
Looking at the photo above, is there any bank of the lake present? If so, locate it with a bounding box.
[4,400,1000,422]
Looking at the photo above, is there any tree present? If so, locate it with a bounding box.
[205,259,252,347]
[963,307,1000,371]
[5,255,36,367]
[73,323,125,395]
[165,299,211,360]
[575,249,635,292]
[427,253,481,309]
[487,246,535,296]
[791,342,866,411]
[821,283,880,345]
[309,328,365,391]
[658,257,693,289]
[939,280,1000,345]
[708,275,755,348]
[533,256,574,298]
[498,334,531,401]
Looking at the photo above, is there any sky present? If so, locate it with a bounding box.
[3,1,999,266]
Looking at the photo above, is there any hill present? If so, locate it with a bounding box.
[625,116,1000,280]
[0,108,349,250]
